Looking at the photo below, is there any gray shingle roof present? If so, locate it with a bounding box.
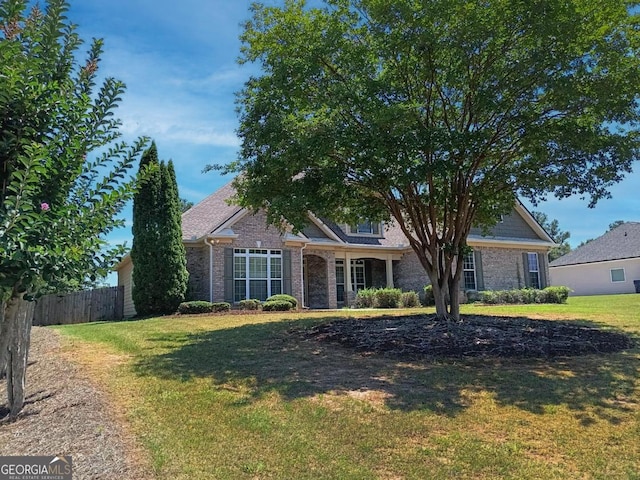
[549,222,640,267]
[181,181,242,240]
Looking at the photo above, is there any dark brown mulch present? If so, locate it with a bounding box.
[305,315,634,359]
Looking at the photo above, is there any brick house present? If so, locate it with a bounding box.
[116,181,554,316]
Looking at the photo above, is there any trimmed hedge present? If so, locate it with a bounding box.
[177,301,231,314]
[400,291,421,308]
[265,294,298,309]
[374,288,402,308]
[238,299,262,310]
[263,300,294,311]
[479,286,571,305]
[353,288,376,308]
[178,301,213,314]
[211,302,231,312]
[353,288,412,309]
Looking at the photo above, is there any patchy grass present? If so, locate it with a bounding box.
[56,295,640,479]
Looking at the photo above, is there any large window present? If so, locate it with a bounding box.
[350,221,380,235]
[234,249,282,302]
[463,252,477,290]
[611,268,625,283]
[527,252,540,289]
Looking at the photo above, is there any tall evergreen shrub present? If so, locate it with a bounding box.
[131,143,188,315]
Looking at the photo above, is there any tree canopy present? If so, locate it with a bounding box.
[531,211,571,261]
[215,0,640,319]
[0,0,146,418]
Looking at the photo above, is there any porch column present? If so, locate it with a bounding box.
[345,251,353,305]
[386,255,394,288]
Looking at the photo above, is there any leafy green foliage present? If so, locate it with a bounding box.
[0,0,147,418]
[353,288,413,308]
[479,287,572,305]
[400,291,421,308]
[131,144,189,316]
[178,301,213,314]
[220,0,640,319]
[180,198,194,213]
[353,288,376,308]
[262,300,293,311]
[0,0,147,299]
[265,294,298,308]
[372,288,402,309]
[238,299,262,310]
[532,211,571,261]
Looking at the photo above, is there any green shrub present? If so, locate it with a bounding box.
[423,285,435,306]
[238,299,262,310]
[479,287,571,305]
[354,288,377,308]
[374,288,402,308]
[211,302,231,312]
[178,301,213,314]
[400,291,421,308]
[265,294,298,309]
[542,286,571,303]
[262,300,293,311]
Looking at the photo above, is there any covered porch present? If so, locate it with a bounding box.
[302,249,401,309]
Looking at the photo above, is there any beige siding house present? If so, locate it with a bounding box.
[117,182,554,315]
[550,222,640,296]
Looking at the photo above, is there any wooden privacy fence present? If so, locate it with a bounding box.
[32,286,124,326]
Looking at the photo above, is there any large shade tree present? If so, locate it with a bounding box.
[0,0,146,418]
[219,0,640,319]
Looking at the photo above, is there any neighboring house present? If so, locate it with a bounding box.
[117,181,554,316]
[549,222,640,296]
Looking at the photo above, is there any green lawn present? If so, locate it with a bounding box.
[56,295,640,479]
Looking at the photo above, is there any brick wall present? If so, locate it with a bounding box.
[189,211,303,305]
[185,244,210,301]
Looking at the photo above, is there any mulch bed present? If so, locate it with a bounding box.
[305,314,634,359]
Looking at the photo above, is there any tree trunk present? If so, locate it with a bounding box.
[1,292,34,420]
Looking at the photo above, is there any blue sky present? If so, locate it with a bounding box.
[64,1,640,283]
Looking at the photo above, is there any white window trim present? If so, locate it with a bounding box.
[336,259,366,293]
[233,248,283,301]
[347,221,383,237]
[528,252,540,289]
[610,268,626,283]
[463,252,477,291]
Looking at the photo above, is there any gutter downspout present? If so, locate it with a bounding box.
[208,238,214,303]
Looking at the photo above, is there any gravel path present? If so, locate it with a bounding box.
[0,327,152,480]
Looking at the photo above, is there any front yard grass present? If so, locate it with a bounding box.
[56,295,640,479]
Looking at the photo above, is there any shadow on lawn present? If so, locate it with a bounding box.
[132,316,639,422]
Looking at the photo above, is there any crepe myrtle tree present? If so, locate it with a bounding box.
[0,0,147,419]
[212,0,640,320]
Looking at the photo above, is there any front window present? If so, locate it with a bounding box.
[528,252,540,289]
[350,221,380,235]
[335,259,367,301]
[463,252,477,290]
[234,248,282,301]
[351,260,366,291]
[611,268,625,283]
